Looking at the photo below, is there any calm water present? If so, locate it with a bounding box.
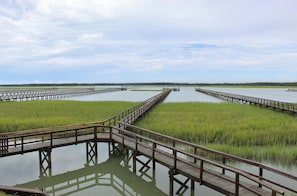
[0,143,220,195]
[65,86,297,103]
[65,86,223,102]
[204,87,297,103]
[1,86,297,195]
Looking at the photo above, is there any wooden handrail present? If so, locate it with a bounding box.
[196,88,297,113]
[120,123,296,194]
[111,126,285,195]
[0,89,171,137]
[1,88,295,195]
[0,122,292,195]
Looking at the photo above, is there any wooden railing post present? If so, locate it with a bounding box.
[200,160,204,185]
[222,157,226,174]
[21,136,24,152]
[194,147,197,164]
[259,167,263,188]
[135,136,138,151]
[109,126,113,140]
[94,126,97,140]
[75,129,78,144]
[14,134,17,147]
[152,143,156,160]
[235,173,239,196]
[173,149,177,169]
[50,132,53,148]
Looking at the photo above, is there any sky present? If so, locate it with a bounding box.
[1,0,297,84]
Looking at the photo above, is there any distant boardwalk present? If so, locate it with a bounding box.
[196,87,297,114]
[1,89,297,195]
[0,87,125,101]
[287,88,297,92]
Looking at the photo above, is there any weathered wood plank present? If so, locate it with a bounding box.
[196,88,297,114]
[111,132,273,196]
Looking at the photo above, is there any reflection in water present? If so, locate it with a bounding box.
[4,142,222,195]
[16,143,167,196]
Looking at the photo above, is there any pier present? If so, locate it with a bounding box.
[196,88,297,114]
[0,87,125,101]
[1,89,297,195]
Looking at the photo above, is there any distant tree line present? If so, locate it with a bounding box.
[1,82,297,87]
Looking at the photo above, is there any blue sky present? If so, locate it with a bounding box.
[1,0,297,84]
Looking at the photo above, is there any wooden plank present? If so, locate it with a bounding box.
[196,88,297,114]
[1,133,110,157]
[0,129,283,196]
[111,133,272,196]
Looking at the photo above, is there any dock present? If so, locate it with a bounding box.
[0,87,124,101]
[1,89,296,195]
[196,88,297,114]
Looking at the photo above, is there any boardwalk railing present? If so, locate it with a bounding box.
[196,88,297,114]
[1,88,297,195]
[0,87,124,101]
[122,123,297,196]
[0,89,172,154]
[1,123,296,195]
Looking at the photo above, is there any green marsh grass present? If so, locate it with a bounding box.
[0,100,137,132]
[135,102,297,163]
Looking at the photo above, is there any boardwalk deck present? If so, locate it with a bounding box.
[1,89,296,195]
[111,129,277,196]
[0,87,124,101]
[2,130,280,195]
[3,132,111,156]
[196,88,297,114]
[1,124,296,195]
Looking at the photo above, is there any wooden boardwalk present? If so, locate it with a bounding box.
[196,88,297,114]
[113,124,297,196]
[0,87,124,101]
[1,124,296,195]
[1,89,297,195]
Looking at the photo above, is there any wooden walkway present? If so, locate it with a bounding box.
[1,124,296,195]
[1,89,297,195]
[115,123,297,196]
[196,88,297,114]
[0,87,124,101]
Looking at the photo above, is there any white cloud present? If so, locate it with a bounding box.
[78,33,103,41]
[1,0,297,83]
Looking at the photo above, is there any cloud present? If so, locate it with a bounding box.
[1,0,297,83]
[78,33,103,41]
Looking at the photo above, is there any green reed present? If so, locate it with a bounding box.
[0,100,137,132]
[135,102,297,163]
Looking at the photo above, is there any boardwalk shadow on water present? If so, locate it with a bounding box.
[1,142,222,196]
[10,142,167,196]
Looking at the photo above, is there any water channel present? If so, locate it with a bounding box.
[1,86,297,195]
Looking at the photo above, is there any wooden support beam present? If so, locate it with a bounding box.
[86,141,98,166]
[39,148,52,178]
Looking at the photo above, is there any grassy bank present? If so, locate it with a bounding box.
[135,102,297,163]
[0,100,137,132]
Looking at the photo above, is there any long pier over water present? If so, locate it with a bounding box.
[196,88,297,114]
[1,89,297,195]
[0,87,125,101]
